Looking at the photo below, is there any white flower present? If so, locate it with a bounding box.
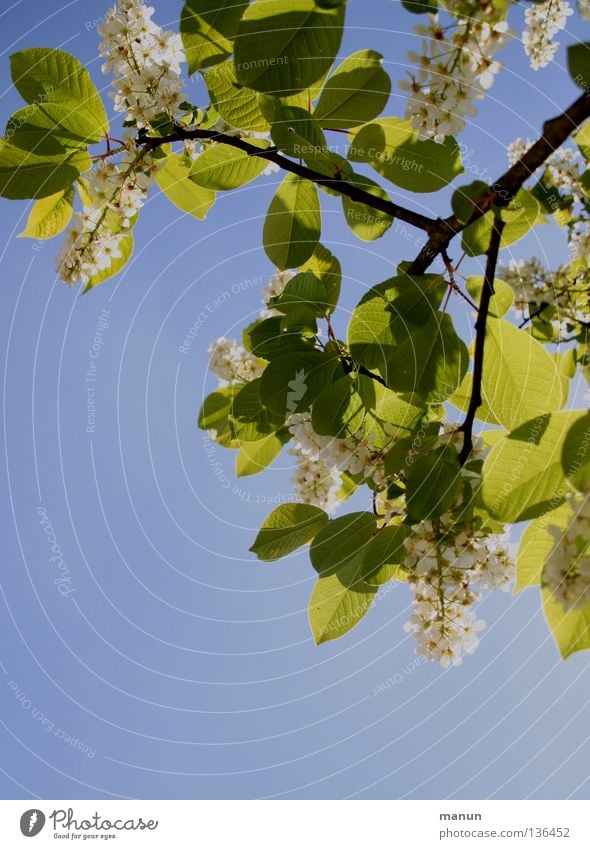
[522,0,573,70]
[98,0,186,128]
[401,10,510,142]
[543,494,590,610]
[403,515,515,666]
[261,269,296,317]
[207,337,265,386]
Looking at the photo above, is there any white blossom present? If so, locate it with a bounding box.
[401,8,509,142]
[98,0,186,128]
[207,337,265,385]
[522,0,573,70]
[404,516,515,666]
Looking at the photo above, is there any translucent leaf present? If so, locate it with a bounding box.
[314,50,391,130]
[263,173,321,270]
[17,186,74,239]
[197,386,241,447]
[348,117,463,193]
[481,411,588,522]
[0,140,90,199]
[561,412,590,493]
[567,42,590,90]
[309,572,377,644]
[515,502,571,592]
[405,448,462,520]
[181,0,247,74]
[82,230,134,293]
[465,275,513,317]
[236,429,289,477]
[156,154,216,219]
[203,60,270,131]
[229,378,283,443]
[299,243,341,312]
[342,172,393,241]
[310,512,377,575]
[9,48,108,145]
[481,318,564,430]
[189,139,270,190]
[250,502,329,561]
[543,592,590,659]
[234,0,346,94]
[259,350,339,417]
[384,312,469,403]
[462,189,544,257]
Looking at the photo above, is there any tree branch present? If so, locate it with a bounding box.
[459,211,505,465]
[408,90,590,275]
[141,126,438,235]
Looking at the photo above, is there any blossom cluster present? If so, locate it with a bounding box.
[403,516,515,667]
[207,337,265,386]
[98,0,186,128]
[500,257,590,333]
[543,494,590,611]
[400,3,509,142]
[56,141,158,286]
[288,412,387,511]
[522,0,573,71]
[507,138,586,202]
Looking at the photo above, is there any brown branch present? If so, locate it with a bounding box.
[141,126,438,235]
[459,211,505,465]
[408,90,590,275]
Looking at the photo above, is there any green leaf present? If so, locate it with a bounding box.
[401,0,438,12]
[568,42,590,90]
[244,316,315,360]
[271,271,330,327]
[180,0,247,74]
[543,592,590,659]
[451,180,487,225]
[311,375,374,438]
[309,572,377,644]
[348,118,463,193]
[574,121,590,161]
[364,384,425,449]
[189,139,270,190]
[462,189,543,256]
[481,411,588,522]
[561,412,590,493]
[230,378,283,443]
[236,429,289,476]
[198,386,240,447]
[465,275,513,317]
[270,105,327,163]
[156,154,216,219]
[362,524,411,585]
[234,0,346,94]
[250,502,329,561]
[449,371,500,426]
[82,230,134,293]
[342,173,393,241]
[0,139,90,199]
[259,350,339,417]
[347,273,446,371]
[515,502,572,592]
[299,243,341,312]
[10,48,108,146]
[384,312,469,403]
[203,60,270,131]
[17,185,74,239]
[263,173,321,270]
[481,318,564,430]
[405,447,462,520]
[314,50,391,130]
[310,511,377,575]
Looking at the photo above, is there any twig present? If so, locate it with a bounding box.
[459,211,505,465]
[518,302,550,329]
[140,125,437,235]
[408,90,590,275]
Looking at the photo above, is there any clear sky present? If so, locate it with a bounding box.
[0,0,589,800]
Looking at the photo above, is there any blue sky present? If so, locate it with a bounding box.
[0,0,589,800]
